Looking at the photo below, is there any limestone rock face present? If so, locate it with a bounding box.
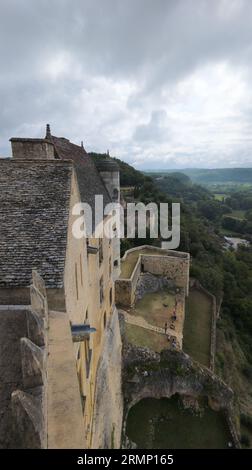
[92,309,123,449]
[123,346,233,412]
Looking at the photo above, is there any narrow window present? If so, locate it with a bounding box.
[100,276,104,305]
[75,262,79,300]
[77,371,86,414]
[110,288,113,306]
[103,311,107,329]
[99,238,103,265]
[80,254,83,286]
[85,339,92,379]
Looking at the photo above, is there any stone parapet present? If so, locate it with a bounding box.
[11,270,48,448]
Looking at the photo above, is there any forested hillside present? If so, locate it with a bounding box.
[92,152,252,443]
[146,168,252,185]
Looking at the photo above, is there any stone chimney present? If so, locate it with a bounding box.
[10,137,55,160]
[45,123,51,139]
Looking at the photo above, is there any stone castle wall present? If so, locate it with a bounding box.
[11,270,49,448]
[115,246,190,307]
[115,279,132,307]
[115,257,142,306]
[142,254,189,295]
[91,308,123,449]
[189,278,217,372]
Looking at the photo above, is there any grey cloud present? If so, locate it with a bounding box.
[1,0,252,166]
[133,110,170,143]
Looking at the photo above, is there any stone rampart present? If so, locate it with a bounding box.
[115,245,190,307]
[91,308,123,449]
[189,278,217,372]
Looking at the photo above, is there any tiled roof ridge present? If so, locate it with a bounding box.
[10,137,53,144]
[50,134,112,207]
[0,158,74,165]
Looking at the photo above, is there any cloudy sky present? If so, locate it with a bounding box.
[1,0,252,168]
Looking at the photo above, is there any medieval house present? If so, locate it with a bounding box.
[0,125,193,450]
[0,126,122,448]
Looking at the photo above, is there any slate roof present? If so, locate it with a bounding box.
[51,136,111,213]
[0,160,73,288]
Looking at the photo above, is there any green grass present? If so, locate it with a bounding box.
[125,323,169,353]
[126,395,232,449]
[229,210,246,220]
[133,291,175,328]
[214,193,227,201]
[183,288,212,367]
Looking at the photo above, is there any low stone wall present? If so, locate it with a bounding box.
[189,278,216,372]
[115,245,190,307]
[91,308,123,449]
[130,258,142,303]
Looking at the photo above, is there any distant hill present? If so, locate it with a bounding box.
[145,168,252,184]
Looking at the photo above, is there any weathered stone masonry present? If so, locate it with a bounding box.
[11,270,48,449]
[115,246,190,307]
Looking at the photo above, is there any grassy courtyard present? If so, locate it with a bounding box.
[134,291,175,329]
[124,289,184,350]
[126,395,232,449]
[125,323,169,353]
[183,288,212,367]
